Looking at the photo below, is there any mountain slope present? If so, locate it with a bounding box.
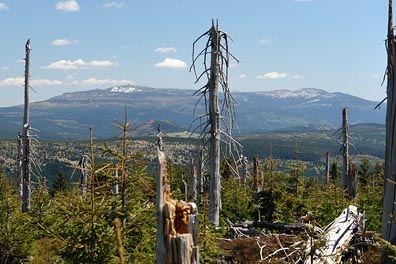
[0,85,385,140]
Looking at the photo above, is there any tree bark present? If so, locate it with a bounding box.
[22,39,31,212]
[382,0,396,244]
[342,108,349,193]
[208,24,221,226]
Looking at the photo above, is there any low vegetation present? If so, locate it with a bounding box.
[0,125,389,262]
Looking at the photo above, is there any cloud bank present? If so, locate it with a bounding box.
[42,59,115,70]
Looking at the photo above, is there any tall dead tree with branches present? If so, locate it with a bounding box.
[21,39,31,212]
[191,20,239,226]
[382,0,396,244]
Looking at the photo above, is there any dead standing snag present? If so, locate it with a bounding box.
[190,20,240,226]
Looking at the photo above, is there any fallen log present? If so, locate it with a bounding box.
[305,205,364,264]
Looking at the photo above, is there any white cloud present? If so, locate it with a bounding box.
[89,60,114,67]
[154,47,177,54]
[292,75,304,79]
[0,77,23,86]
[373,74,381,79]
[0,3,9,10]
[238,74,247,80]
[31,79,63,86]
[0,77,63,86]
[81,78,135,86]
[257,72,288,79]
[51,39,73,46]
[1,66,9,71]
[56,1,80,12]
[42,59,115,70]
[16,59,24,63]
[102,2,126,8]
[154,58,187,68]
[259,38,270,45]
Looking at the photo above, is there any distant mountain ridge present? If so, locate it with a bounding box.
[0,85,385,140]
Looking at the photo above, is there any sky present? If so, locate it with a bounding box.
[0,0,391,107]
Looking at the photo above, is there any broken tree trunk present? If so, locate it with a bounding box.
[21,39,31,212]
[382,0,396,244]
[156,124,199,263]
[156,124,168,264]
[342,107,356,199]
[305,205,364,264]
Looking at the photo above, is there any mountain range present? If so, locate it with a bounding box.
[0,85,386,140]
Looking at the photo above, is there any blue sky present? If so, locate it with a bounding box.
[0,0,390,106]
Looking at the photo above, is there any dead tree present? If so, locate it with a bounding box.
[342,108,349,195]
[21,39,31,212]
[156,124,167,264]
[113,168,119,195]
[240,155,248,185]
[189,158,197,201]
[324,151,330,187]
[253,156,261,193]
[78,154,89,198]
[382,0,396,244]
[181,173,187,202]
[156,124,199,264]
[191,20,239,226]
[16,133,23,200]
[113,107,131,210]
[197,148,205,195]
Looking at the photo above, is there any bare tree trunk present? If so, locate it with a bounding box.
[382,0,396,244]
[22,39,31,212]
[189,158,197,201]
[342,108,349,193]
[197,148,204,195]
[324,151,330,187]
[113,169,119,195]
[208,24,222,226]
[156,124,167,264]
[16,133,23,200]
[253,156,260,193]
